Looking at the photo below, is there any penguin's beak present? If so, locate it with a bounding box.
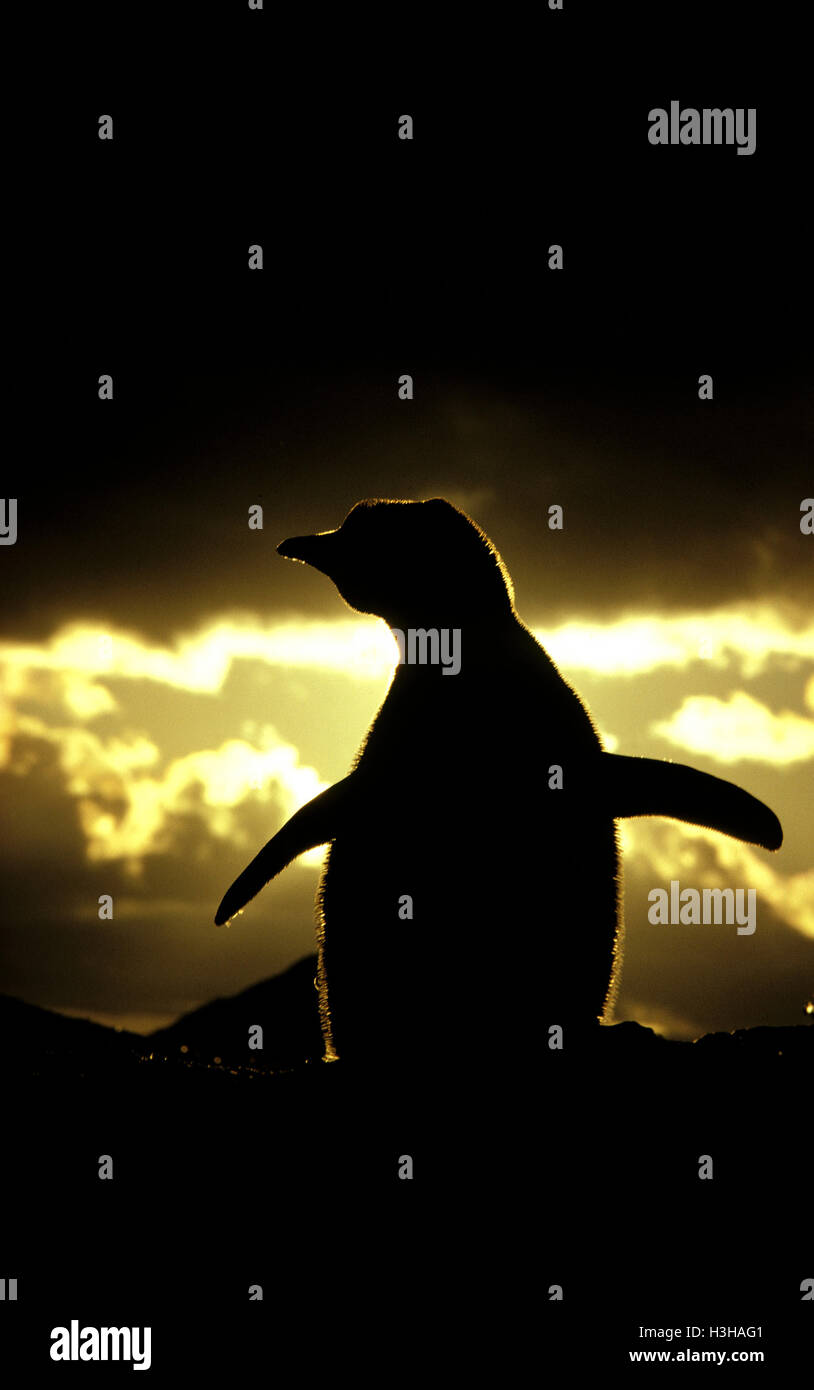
[277,528,342,578]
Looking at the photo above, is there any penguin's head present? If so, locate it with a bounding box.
[277,498,515,626]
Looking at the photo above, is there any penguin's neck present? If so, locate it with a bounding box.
[383,594,514,632]
[384,611,522,672]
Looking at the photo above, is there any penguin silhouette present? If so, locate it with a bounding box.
[215,499,782,1072]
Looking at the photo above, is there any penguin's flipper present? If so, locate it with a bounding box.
[603,754,783,850]
[214,774,357,925]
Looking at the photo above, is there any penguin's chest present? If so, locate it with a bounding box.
[321,778,603,943]
[319,765,614,1041]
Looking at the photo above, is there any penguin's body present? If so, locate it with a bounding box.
[215,499,782,1072]
[316,619,618,1069]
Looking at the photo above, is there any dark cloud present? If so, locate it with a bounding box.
[618,887,813,1037]
[0,736,321,1024]
[6,364,812,645]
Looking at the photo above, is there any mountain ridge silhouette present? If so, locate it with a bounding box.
[2,958,811,1082]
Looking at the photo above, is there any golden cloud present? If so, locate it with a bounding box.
[619,821,814,942]
[537,606,814,678]
[0,618,394,692]
[2,709,328,871]
[1,604,810,879]
[0,604,811,698]
[651,691,814,765]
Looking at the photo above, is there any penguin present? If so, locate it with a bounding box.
[214,498,782,1074]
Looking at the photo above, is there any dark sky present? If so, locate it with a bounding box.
[2,10,812,1035]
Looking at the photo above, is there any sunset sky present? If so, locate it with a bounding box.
[2,363,811,1039]
[2,60,812,1041]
